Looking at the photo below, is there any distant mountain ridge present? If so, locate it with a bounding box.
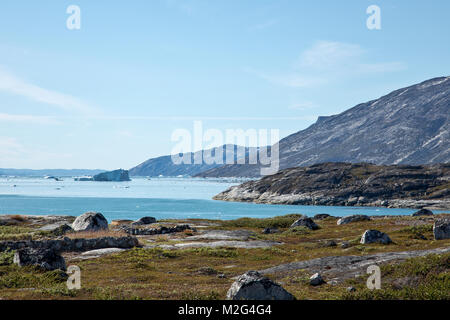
[0,169,105,177]
[129,145,258,177]
[196,76,450,177]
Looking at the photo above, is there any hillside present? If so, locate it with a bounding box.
[129,145,256,177]
[197,77,450,177]
[213,162,450,209]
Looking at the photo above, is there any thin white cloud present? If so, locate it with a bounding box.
[297,41,364,69]
[248,19,278,31]
[0,68,96,114]
[0,136,73,168]
[249,40,406,88]
[0,137,25,158]
[164,0,194,15]
[0,113,61,125]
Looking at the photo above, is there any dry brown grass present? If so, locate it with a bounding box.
[9,215,28,222]
[67,229,127,239]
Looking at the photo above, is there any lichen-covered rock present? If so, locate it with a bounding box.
[227,271,295,300]
[309,273,326,286]
[72,212,108,232]
[360,230,392,244]
[412,209,433,216]
[290,217,319,230]
[337,215,370,225]
[13,248,66,271]
[433,219,450,240]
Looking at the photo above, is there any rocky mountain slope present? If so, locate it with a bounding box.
[213,162,450,209]
[129,145,256,177]
[198,76,450,177]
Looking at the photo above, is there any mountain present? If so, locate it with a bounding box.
[196,76,450,177]
[129,145,257,177]
[213,162,450,210]
[0,169,105,177]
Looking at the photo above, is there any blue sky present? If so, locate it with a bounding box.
[0,0,449,169]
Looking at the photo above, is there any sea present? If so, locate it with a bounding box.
[0,176,442,222]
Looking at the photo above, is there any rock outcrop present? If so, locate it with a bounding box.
[290,217,319,230]
[433,219,450,240]
[214,162,450,209]
[412,209,434,216]
[72,212,109,232]
[226,271,295,300]
[313,214,331,220]
[13,248,66,271]
[337,215,371,225]
[1,236,139,253]
[93,169,131,182]
[360,230,392,244]
[132,217,157,226]
[120,224,191,236]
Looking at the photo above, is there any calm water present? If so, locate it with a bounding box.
[0,177,435,221]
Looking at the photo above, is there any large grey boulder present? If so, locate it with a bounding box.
[337,215,370,225]
[361,229,392,244]
[13,248,66,271]
[227,271,295,300]
[72,212,108,232]
[290,217,319,230]
[412,209,433,217]
[132,216,157,226]
[433,219,450,240]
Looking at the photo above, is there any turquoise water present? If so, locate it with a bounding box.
[0,177,434,221]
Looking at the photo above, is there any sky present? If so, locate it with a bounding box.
[0,0,449,169]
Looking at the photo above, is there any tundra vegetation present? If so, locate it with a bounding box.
[0,213,448,300]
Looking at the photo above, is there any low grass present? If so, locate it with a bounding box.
[340,253,450,300]
[0,249,15,265]
[0,225,34,241]
[395,224,434,240]
[220,214,304,229]
[0,214,449,300]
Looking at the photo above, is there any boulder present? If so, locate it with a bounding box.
[290,217,319,230]
[72,212,108,232]
[262,227,279,234]
[227,271,295,300]
[340,241,350,249]
[313,214,331,220]
[337,215,370,225]
[322,240,337,247]
[433,219,450,240]
[13,248,66,271]
[309,273,326,286]
[412,209,433,217]
[132,216,157,225]
[360,230,392,244]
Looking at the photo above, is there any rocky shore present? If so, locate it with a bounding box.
[213,162,450,210]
